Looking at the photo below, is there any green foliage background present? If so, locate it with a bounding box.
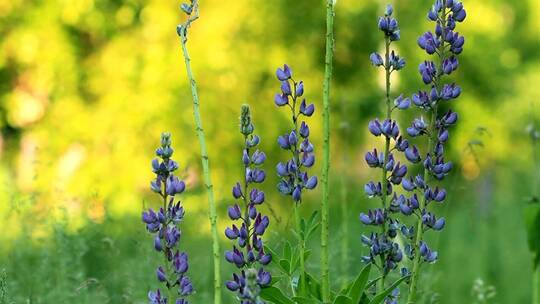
[0,0,539,303]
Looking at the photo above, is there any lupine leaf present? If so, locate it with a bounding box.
[260,286,295,304]
[524,202,540,268]
[304,249,312,262]
[304,271,337,300]
[265,245,280,260]
[300,218,307,240]
[357,277,382,304]
[291,248,299,272]
[271,275,283,286]
[305,211,320,241]
[279,259,291,274]
[308,210,319,226]
[305,271,323,299]
[283,241,293,262]
[347,264,372,303]
[367,276,409,304]
[332,295,353,304]
[292,296,322,304]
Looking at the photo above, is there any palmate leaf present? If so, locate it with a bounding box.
[332,295,353,304]
[292,296,322,304]
[367,276,409,304]
[305,271,323,300]
[524,202,540,268]
[260,286,295,304]
[347,264,371,303]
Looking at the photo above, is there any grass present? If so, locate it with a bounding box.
[0,166,535,303]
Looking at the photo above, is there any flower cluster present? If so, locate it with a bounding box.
[224,105,272,303]
[274,64,318,203]
[403,0,466,265]
[142,133,194,304]
[361,4,409,277]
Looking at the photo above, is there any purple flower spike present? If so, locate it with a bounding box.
[143,133,194,303]
[273,64,317,207]
[224,105,272,302]
[403,1,466,275]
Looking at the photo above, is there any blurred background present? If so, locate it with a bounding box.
[0,0,539,303]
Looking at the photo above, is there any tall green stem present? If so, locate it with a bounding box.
[320,0,334,302]
[377,35,393,294]
[406,109,435,304]
[294,203,307,297]
[178,3,222,303]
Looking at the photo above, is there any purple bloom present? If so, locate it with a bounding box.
[362,4,419,280]
[224,105,271,302]
[276,64,292,81]
[370,53,384,66]
[299,99,315,116]
[273,65,317,205]
[394,94,411,110]
[142,133,194,303]
[400,2,466,281]
[148,290,167,304]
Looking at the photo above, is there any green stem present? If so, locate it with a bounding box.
[178,4,222,303]
[320,0,334,302]
[162,180,174,301]
[377,35,393,293]
[294,203,307,297]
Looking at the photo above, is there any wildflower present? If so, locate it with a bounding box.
[274,65,318,203]
[406,1,467,302]
[224,105,271,303]
[361,6,409,297]
[142,133,194,304]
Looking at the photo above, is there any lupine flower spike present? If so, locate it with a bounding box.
[143,133,194,304]
[224,105,272,303]
[363,4,408,298]
[274,64,317,297]
[406,1,466,303]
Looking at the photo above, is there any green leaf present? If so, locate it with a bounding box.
[307,210,319,226]
[347,264,371,303]
[270,275,283,286]
[305,272,324,300]
[305,272,322,299]
[368,276,409,304]
[279,259,291,274]
[283,241,293,262]
[306,222,320,241]
[304,249,312,262]
[291,249,299,273]
[300,218,307,240]
[524,203,540,268]
[333,295,353,304]
[265,245,280,260]
[304,211,320,241]
[292,296,321,304]
[260,286,295,304]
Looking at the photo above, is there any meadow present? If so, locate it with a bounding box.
[0,0,539,303]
